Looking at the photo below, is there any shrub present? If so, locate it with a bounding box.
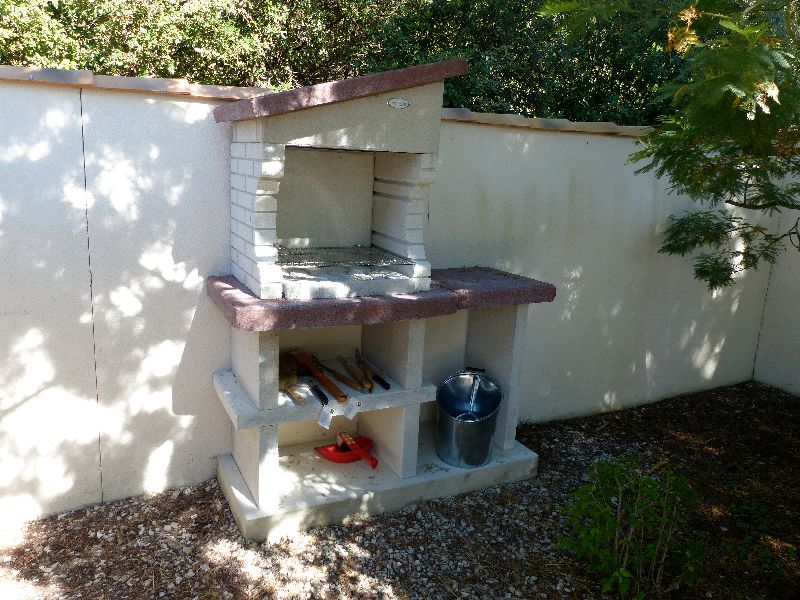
[558,457,702,598]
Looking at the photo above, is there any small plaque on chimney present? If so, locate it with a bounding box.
[387,98,410,109]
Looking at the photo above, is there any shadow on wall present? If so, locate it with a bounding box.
[0,82,232,526]
[429,125,769,421]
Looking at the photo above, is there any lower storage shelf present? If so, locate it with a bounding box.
[215,367,436,429]
[269,379,436,426]
[217,421,539,543]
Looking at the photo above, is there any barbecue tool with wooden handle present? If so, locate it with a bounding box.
[311,354,362,392]
[355,348,391,391]
[294,364,333,428]
[356,348,375,394]
[356,348,392,394]
[278,353,305,404]
[354,348,374,393]
[338,356,370,392]
[291,351,348,403]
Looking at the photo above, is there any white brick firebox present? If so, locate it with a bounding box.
[216,63,459,300]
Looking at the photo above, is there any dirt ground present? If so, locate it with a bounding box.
[1,381,798,599]
[519,381,800,599]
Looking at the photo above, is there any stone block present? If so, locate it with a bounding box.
[231,233,245,253]
[234,220,253,241]
[464,305,529,452]
[243,142,286,161]
[358,405,419,478]
[253,245,279,260]
[257,281,283,299]
[231,262,247,285]
[253,212,277,229]
[231,142,247,158]
[231,173,246,193]
[231,203,246,224]
[371,233,427,260]
[256,262,283,282]
[257,159,285,179]
[241,242,278,262]
[253,228,277,246]
[362,319,425,390]
[233,120,262,143]
[393,260,431,279]
[373,180,431,202]
[253,194,278,212]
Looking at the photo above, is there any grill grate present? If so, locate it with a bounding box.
[277,245,414,268]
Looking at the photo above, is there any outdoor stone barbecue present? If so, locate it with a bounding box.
[207,60,556,541]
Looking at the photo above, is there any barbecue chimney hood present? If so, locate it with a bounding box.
[213,59,468,300]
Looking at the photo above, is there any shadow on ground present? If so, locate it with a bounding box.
[1,382,798,599]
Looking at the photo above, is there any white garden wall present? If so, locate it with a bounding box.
[1,81,233,525]
[428,120,771,422]
[0,75,791,525]
[80,90,233,503]
[754,210,800,395]
[0,82,101,522]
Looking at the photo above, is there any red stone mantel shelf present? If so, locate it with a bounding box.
[206,267,556,332]
[213,59,468,123]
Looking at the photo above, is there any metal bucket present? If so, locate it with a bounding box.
[435,369,503,468]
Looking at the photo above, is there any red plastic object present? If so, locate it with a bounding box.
[338,432,379,469]
[315,436,374,463]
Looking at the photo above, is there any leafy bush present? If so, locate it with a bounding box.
[0,0,680,125]
[726,496,789,576]
[357,0,681,124]
[559,458,702,598]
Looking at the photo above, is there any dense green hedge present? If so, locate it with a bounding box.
[0,0,681,125]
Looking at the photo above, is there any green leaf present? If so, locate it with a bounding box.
[539,1,585,16]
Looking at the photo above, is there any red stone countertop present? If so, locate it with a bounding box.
[206,267,556,331]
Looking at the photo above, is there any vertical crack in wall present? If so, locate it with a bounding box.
[752,213,780,381]
[79,88,104,502]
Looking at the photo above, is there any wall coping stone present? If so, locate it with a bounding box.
[206,267,556,331]
[212,59,468,123]
[441,107,650,138]
[0,65,270,101]
[0,64,650,136]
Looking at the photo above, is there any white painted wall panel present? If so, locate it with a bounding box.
[429,122,771,422]
[0,82,101,524]
[0,79,786,522]
[81,90,232,501]
[754,210,800,394]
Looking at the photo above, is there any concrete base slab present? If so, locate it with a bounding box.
[217,423,538,542]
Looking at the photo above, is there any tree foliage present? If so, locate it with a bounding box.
[0,0,406,88]
[354,0,682,124]
[543,0,800,288]
[1,0,681,124]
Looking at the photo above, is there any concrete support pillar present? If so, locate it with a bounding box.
[232,425,280,509]
[359,404,420,479]
[229,326,281,507]
[464,304,529,452]
[362,319,425,391]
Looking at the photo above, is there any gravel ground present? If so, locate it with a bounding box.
[1,382,797,599]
